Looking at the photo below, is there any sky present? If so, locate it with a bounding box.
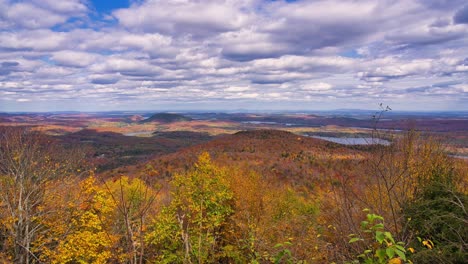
[0,0,468,112]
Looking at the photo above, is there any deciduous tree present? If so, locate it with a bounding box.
[0,127,84,263]
[147,152,233,263]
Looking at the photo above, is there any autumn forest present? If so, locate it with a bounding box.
[0,112,467,264]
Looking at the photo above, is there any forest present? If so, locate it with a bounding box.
[2,0,467,263]
[0,123,467,263]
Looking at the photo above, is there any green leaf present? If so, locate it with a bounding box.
[386,247,395,258]
[375,231,385,243]
[376,248,386,261]
[384,232,395,243]
[349,237,362,243]
[394,245,405,252]
[395,249,406,261]
[361,221,369,228]
[373,223,384,230]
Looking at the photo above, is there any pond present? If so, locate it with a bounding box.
[124,131,152,136]
[311,136,391,146]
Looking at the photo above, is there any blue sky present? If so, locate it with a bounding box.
[91,0,130,13]
[0,0,467,112]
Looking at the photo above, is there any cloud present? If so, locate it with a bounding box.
[225,86,250,92]
[5,2,67,28]
[0,61,19,75]
[90,57,161,76]
[0,0,88,29]
[454,5,468,24]
[301,82,333,91]
[263,0,379,51]
[91,77,119,85]
[52,51,99,67]
[219,29,291,61]
[0,29,70,51]
[30,0,88,14]
[251,55,355,73]
[0,0,467,111]
[113,0,250,37]
[358,58,433,82]
[385,23,467,47]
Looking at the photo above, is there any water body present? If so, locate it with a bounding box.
[241,121,278,125]
[124,131,152,136]
[450,155,468,160]
[311,136,391,146]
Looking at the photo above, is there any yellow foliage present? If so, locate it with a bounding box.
[388,257,402,264]
[45,176,116,264]
[422,240,434,249]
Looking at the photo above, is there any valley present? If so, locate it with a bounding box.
[1,110,467,170]
[0,110,467,263]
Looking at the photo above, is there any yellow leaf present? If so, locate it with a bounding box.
[388,258,402,264]
[422,240,433,249]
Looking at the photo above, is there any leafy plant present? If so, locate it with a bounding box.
[403,169,467,263]
[348,210,407,264]
[146,152,234,263]
[271,242,294,264]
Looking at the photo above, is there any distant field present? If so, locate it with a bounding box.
[1,111,467,162]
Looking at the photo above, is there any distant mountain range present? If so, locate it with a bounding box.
[140,113,192,123]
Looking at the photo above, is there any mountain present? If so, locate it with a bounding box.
[143,129,364,185]
[140,113,192,123]
[127,115,145,122]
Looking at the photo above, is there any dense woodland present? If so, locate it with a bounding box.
[0,126,466,263]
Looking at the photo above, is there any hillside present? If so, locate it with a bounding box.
[1,126,466,263]
[138,129,467,263]
[58,129,213,172]
[143,129,365,186]
[140,113,192,123]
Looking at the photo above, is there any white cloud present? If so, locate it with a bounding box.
[224,86,250,92]
[52,51,99,67]
[6,2,67,28]
[251,55,355,72]
[0,0,467,111]
[301,82,333,91]
[114,0,250,37]
[1,0,88,29]
[0,30,69,51]
[30,0,88,14]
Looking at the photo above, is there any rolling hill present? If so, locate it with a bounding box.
[142,129,365,187]
[140,113,192,123]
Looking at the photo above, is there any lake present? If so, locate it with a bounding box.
[311,136,391,146]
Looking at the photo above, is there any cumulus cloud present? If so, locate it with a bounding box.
[263,0,379,51]
[225,86,250,92]
[0,0,88,29]
[113,0,250,37]
[454,5,468,24]
[301,82,333,91]
[0,30,70,51]
[0,0,467,111]
[0,61,19,75]
[52,51,100,67]
[30,0,88,14]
